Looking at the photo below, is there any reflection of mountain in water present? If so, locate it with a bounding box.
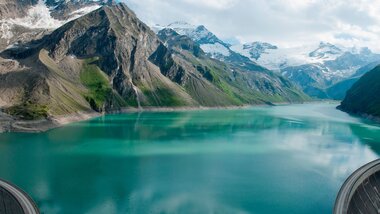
[0,103,379,213]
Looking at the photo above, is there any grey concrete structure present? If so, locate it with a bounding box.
[0,179,39,214]
[335,159,380,214]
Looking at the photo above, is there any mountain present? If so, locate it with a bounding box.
[308,42,343,59]
[155,28,308,106]
[45,0,115,20]
[0,0,37,19]
[153,22,265,71]
[325,61,380,100]
[233,41,380,98]
[231,42,278,60]
[338,66,380,118]
[0,3,308,124]
[0,0,113,50]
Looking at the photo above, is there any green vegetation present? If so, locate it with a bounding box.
[6,102,48,120]
[340,66,380,117]
[140,85,186,107]
[80,58,113,112]
[196,64,243,105]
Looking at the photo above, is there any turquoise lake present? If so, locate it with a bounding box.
[1,103,380,213]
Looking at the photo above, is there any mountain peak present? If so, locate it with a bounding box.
[242,41,278,51]
[309,41,342,59]
[153,21,232,58]
[231,41,278,61]
[167,21,195,29]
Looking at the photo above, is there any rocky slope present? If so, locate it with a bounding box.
[339,66,380,118]
[0,3,308,127]
[155,29,308,106]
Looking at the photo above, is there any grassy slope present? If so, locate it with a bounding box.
[326,77,359,100]
[5,51,131,120]
[183,53,309,105]
[80,58,127,111]
[340,66,380,117]
[38,50,92,115]
[5,102,48,120]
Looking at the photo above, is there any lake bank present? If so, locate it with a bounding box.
[0,101,330,133]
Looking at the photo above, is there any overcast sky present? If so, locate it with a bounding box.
[125,0,380,51]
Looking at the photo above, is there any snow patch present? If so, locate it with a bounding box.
[200,43,230,57]
[1,0,101,30]
[0,22,14,40]
[232,43,347,71]
[5,0,64,29]
[69,5,102,20]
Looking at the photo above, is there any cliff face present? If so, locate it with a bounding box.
[339,65,380,118]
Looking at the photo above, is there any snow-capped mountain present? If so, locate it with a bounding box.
[153,22,265,71]
[153,22,232,59]
[231,41,353,71]
[231,42,278,60]
[44,0,115,20]
[0,0,113,50]
[308,42,343,59]
[282,44,380,82]
[155,22,380,99]
[232,41,380,98]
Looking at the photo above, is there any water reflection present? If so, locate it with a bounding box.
[0,103,379,213]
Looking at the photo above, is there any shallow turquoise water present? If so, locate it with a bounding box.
[1,103,380,213]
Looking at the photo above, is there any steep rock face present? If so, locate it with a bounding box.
[339,66,380,118]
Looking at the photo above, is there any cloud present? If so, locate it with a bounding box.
[124,0,380,51]
[182,0,238,10]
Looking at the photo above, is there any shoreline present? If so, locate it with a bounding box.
[337,105,380,124]
[0,111,102,133]
[0,101,335,133]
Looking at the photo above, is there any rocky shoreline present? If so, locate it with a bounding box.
[337,105,380,124]
[0,111,101,133]
[0,101,326,133]
[0,105,257,133]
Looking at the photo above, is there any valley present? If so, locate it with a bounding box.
[0,1,380,214]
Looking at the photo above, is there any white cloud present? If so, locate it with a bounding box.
[124,0,380,52]
[182,0,238,10]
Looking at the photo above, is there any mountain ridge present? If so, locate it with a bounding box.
[0,3,308,131]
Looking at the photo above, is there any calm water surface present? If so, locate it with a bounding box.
[1,103,380,214]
